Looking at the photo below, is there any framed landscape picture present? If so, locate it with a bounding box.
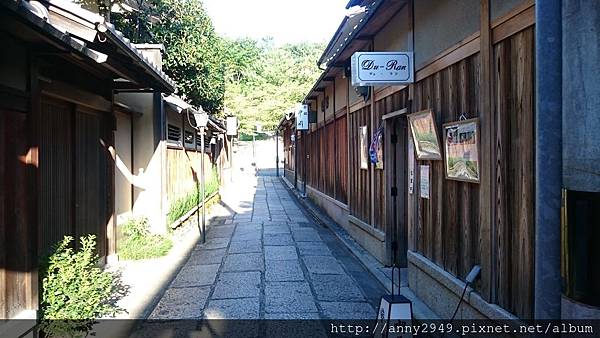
[407,109,442,160]
[443,118,480,183]
[359,125,369,169]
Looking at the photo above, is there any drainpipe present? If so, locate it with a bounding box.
[534,0,562,320]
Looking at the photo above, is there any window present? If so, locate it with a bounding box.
[184,130,195,149]
[167,124,182,145]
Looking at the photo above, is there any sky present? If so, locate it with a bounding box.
[202,0,349,45]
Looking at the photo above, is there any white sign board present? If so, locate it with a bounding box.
[420,165,430,199]
[226,116,238,136]
[296,104,309,130]
[351,52,414,87]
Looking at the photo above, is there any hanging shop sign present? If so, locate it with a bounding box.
[408,109,442,160]
[443,118,480,183]
[420,165,430,199]
[226,116,238,136]
[296,104,309,130]
[359,125,369,169]
[351,51,414,87]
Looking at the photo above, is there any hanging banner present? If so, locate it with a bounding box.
[351,51,414,86]
[226,116,238,136]
[296,104,309,130]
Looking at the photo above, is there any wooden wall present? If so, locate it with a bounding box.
[412,53,482,279]
[409,25,535,318]
[166,148,214,201]
[294,110,348,204]
[0,109,34,319]
[335,114,348,204]
[348,105,372,225]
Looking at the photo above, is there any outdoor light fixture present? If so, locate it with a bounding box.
[375,266,413,338]
[186,107,209,244]
[192,109,209,128]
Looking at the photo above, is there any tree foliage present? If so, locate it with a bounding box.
[111,1,324,124]
[112,0,224,112]
[222,38,324,133]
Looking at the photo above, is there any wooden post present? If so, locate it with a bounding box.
[479,0,494,303]
[28,54,41,311]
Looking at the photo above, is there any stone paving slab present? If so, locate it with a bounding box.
[296,241,332,256]
[265,281,318,313]
[231,231,262,242]
[187,248,226,266]
[196,237,230,250]
[302,255,345,275]
[263,233,294,246]
[263,226,290,234]
[319,302,375,320]
[228,239,262,254]
[212,271,261,299]
[170,264,219,288]
[310,274,366,302]
[264,246,298,261]
[204,298,260,319]
[145,175,388,321]
[222,253,264,271]
[291,227,321,240]
[149,286,210,319]
[265,260,304,282]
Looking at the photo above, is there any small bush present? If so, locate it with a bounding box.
[167,166,220,224]
[40,235,125,336]
[118,218,173,260]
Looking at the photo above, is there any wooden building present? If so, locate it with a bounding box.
[0,0,174,319]
[280,0,541,320]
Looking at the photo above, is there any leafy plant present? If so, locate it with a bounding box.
[40,235,126,337]
[118,218,173,260]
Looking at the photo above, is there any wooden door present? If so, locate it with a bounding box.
[386,117,408,267]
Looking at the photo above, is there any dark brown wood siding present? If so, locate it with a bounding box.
[348,105,372,225]
[39,98,113,259]
[335,114,348,204]
[410,26,534,318]
[0,109,34,318]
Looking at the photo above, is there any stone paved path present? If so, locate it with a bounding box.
[147,175,386,320]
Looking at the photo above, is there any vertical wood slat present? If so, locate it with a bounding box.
[479,0,494,303]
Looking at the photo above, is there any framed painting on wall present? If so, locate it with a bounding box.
[359,125,369,170]
[407,109,442,160]
[442,118,480,183]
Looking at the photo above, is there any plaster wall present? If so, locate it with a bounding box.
[334,73,348,112]
[114,92,166,234]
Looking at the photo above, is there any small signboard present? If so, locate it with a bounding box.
[296,104,309,130]
[226,116,238,136]
[420,165,430,199]
[351,52,414,87]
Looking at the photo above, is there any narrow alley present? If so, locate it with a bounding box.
[144,170,386,322]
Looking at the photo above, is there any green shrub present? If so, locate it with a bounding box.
[167,166,220,224]
[118,218,173,260]
[40,235,125,336]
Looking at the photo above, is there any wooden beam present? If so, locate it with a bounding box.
[478,0,494,303]
[40,80,112,112]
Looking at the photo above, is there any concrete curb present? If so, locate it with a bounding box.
[279,176,439,320]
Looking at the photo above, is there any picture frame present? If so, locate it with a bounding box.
[407,109,442,160]
[442,118,480,183]
[359,125,369,170]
